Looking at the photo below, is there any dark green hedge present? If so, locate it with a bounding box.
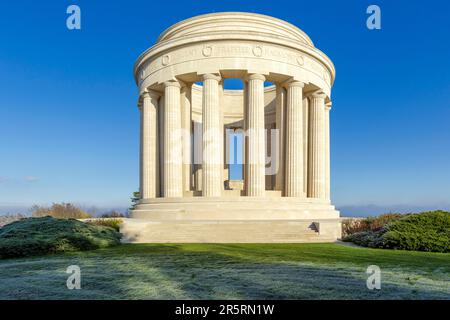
[0,216,121,259]
[343,211,450,253]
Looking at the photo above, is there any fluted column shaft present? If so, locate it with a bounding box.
[202,74,222,197]
[324,104,331,201]
[243,81,249,192]
[308,93,327,199]
[302,96,309,195]
[163,81,183,197]
[140,91,159,199]
[285,81,305,197]
[181,84,192,192]
[193,121,203,192]
[274,85,286,192]
[246,74,266,197]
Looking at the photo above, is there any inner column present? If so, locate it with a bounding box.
[274,85,286,193]
[246,73,266,197]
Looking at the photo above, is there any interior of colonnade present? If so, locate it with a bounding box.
[182,78,292,196]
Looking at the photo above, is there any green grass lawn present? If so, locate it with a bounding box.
[0,243,448,299]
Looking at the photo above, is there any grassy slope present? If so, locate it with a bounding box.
[0,243,448,299]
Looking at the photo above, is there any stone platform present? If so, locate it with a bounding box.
[122,197,341,243]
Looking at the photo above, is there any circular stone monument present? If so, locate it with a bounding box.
[124,12,341,243]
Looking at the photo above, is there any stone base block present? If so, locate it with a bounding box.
[120,218,341,243]
[124,197,341,243]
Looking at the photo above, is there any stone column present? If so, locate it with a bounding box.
[181,84,192,193]
[274,85,286,192]
[193,121,203,192]
[219,80,226,188]
[246,74,266,197]
[302,96,309,196]
[307,92,327,199]
[324,102,331,201]
[163,81,183,198]
[243,80,249,193]
[202,74,222,197]
[158,95,165,195]
[285,81,305,197]
[140,91,159,199]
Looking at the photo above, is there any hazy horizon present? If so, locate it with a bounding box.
[1,202,449,218]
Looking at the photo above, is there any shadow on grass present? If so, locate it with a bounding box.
[0,243,449,299]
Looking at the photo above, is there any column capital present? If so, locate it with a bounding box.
[142,89,161,100]
[163,80,181,88]
[201,73,221,82]
[138,89,160,108]
[284,80,305,88]
[181,81,193,89]
[325,101,332,110]
[307,90,327,100]
[246,73,266,82]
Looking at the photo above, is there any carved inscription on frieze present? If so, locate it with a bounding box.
[139,41,331,86]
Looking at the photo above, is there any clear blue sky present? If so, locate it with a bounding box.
[0,0,449,215]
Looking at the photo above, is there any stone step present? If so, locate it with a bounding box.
[132,208,339,221]
[120,219,339,243]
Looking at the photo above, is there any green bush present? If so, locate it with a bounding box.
[343,211,450,253]
[0,216,121,259]
[85,218,123,231]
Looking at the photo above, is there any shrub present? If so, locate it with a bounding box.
[0,216,121,259]
[342,213,404,237]
[100,210,127,218]
[341,218,368,237]
[380,211,450,252]
[343,229,385,248]
[0,214,27,228]
[31,203,91,219]
[129,191,140,210]
[367,213,404,231]
[85,218,123,231]
[343,211,450,253]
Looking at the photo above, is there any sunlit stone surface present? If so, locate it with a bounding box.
[124,12,341,243]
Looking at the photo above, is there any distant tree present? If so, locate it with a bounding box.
[129,191,140,210]
[31,203,91,219]
[101,210,127,218]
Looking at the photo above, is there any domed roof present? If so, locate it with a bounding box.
[157,12,314,47]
